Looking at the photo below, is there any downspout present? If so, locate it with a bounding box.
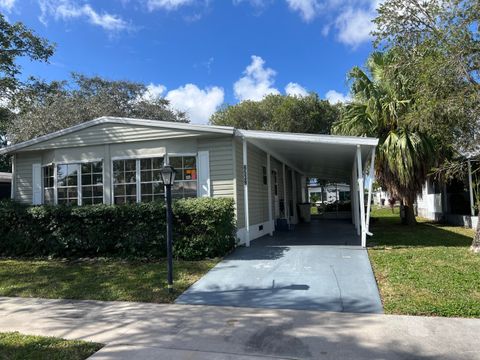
[267,153,273,235]
[243,138,250,246]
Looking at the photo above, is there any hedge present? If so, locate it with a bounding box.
[0,198,236,260]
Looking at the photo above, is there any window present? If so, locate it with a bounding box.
[56,161,104,206]
[43,165,54,205]
[140,157,165,202]
[57,164,80,205]
[81,161,103,205]
[113,157,166,204]
[113,159,137,205]
[169,156,197,198]
[262,166,267,185]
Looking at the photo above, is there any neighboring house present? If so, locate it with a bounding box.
[373,188,391,206]
[308,183,350,204]
[417,175,478,229]
[0,117,378,246]
[0,172,12,200]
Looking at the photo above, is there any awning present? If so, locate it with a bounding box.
[237,129,378,181]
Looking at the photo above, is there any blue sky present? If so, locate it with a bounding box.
[2,0,379,123]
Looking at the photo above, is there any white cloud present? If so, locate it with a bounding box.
[334,6,376,47]
[325,90,350,104]
[285,82,308,97]
[146,0,193,11]
[165,84,224,124]
[39,0,129,32]
[284,0,380,48]
[285,0,320,22]
[234,55,280,101]
[141,83,167,102]
[0,0,16,12]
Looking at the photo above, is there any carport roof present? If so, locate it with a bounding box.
[238,129,378,181]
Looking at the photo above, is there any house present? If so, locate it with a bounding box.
[0,116,378,246]
[308,183,350,205]
[372,188,391,206]
[417,174,478,229]
[0,172,12,200]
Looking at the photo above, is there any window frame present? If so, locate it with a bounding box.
[111,153,167,204]
[166,153,198,199]
[56,163,81,206]
[43,159,104,206]
[41,163,55,205]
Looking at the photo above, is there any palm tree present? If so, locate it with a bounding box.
[333,52,435,225]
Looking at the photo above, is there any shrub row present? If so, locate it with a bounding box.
[0,198,236,260]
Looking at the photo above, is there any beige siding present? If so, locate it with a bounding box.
[235,139,245,229]
[13,131,237,206]
[25,123,205,151]
[197,137,235,198]
[247,144,269,226]
[14,152,42,204]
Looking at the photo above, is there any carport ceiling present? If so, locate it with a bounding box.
[239,130,378,182]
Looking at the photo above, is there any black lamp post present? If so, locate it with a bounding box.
[159,165,176,293]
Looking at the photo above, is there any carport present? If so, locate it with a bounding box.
[177,131,382,313]
[238,130,379,247]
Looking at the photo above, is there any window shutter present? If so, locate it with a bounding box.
[32,163,42,205]
[197,151,210,197]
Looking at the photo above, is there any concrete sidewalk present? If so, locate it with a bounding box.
[0,297,479,360]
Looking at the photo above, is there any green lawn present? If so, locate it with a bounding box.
[368,207,480,317]
[0,259,218,303]
[0,332,102,360]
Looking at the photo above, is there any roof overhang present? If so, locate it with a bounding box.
[237,129,378,181]
[0,116,235,155]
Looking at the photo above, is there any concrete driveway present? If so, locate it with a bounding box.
[176,219,383,314]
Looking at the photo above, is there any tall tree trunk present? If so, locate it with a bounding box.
[471,212,480,253]
[401,195,417,225]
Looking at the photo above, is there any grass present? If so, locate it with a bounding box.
[0,258,218,303]
[0,332,102,360]
[368,207,480,317]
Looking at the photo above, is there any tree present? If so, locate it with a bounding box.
[373,0,479,153]
[373,0,480,242]
[8,74,188,143]
[0,14,55,171]
[210,93,340,134]
[333,52,436,225]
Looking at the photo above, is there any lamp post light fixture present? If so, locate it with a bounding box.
[159,164,176,293]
